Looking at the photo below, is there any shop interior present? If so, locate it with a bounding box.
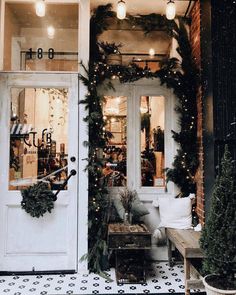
[102,95,165,187]
[9,87,69,190]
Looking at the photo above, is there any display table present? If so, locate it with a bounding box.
[108,223,152,284]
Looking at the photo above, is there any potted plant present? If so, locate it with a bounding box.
[200,145,236,295]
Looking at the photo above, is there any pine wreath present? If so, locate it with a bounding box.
[21,182,56,218]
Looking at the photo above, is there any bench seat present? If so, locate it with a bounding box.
[166,228,204,295]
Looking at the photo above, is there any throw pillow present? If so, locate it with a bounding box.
[158,197,192,229]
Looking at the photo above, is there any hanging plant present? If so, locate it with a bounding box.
[21,182,56,218]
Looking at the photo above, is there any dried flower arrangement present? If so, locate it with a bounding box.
[119,188,136,213]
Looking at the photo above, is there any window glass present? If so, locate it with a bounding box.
[9,88,68,190]
[4,2,78,71]
[103,96,127,187]
[140,96,165,187]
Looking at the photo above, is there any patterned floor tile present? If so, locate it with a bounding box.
[0,262,204,295]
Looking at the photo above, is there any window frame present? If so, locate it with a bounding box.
[0,0,80,72]
[99,78,179,201]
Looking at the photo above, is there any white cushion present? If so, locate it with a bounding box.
[158,197,192,229]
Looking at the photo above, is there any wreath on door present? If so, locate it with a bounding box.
[21,182,57,218]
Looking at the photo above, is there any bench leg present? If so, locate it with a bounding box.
[167,238,173,267]
[184,258,190,295]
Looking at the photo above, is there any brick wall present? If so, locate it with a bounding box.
[190,1,205,224]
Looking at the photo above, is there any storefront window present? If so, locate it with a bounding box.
[140,96,165,187]
[9,88,68,190]
[4,1,79,71]
[103,96,127,187]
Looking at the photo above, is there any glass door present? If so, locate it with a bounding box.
[0,73,79,272]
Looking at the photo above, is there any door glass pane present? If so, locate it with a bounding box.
[4,2,78,71]
[103,96,127,187]
[140,96,165,187]
[9,88,68,190]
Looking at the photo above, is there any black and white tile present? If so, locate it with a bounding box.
[0,262,203,295]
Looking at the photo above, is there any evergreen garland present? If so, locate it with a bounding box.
[79,4,199,272]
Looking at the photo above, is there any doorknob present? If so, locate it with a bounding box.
[70,169,77,176]
[70,156,76,162]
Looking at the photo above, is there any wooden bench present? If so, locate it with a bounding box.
[166,228,204,295]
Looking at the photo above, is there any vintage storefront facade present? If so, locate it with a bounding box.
[0,0,235,275]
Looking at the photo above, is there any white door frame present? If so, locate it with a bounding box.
[0,72,88,272]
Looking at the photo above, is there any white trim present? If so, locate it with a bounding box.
[98,78,179,202]
[77,0,90,272]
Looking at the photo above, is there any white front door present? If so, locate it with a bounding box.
[0,73,79,272]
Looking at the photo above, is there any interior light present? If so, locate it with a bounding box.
[166,0,176,20]
[117,0,126,20]
[47,25,55,39]
[35,0,46,17]
[149,48,155,57]
[116,96,121,103]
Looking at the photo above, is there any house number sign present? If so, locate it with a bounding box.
[27,48,55,59]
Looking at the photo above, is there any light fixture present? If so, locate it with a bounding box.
[35,0,46,17]
[47,25,55,39]
[117,0,126,20]
[166,0,176,20]
[149,48,155,57]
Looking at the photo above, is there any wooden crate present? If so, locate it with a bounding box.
[108,223,151,249]
[108,223,152,284]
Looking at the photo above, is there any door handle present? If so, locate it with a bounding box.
[54,169,77,198]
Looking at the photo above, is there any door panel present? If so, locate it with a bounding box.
[0,73,78,272]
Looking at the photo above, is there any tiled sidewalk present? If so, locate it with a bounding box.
[0,262,203,295]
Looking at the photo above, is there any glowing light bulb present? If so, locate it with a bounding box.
[35,0,45,17]
[116,96,121,103]
[47,25,55,39]
[166,0,176,20]
[117,0,126,20]
[149,48,155,57]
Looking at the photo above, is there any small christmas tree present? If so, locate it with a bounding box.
[200,145,236,289]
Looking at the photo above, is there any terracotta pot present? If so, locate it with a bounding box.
[203,275,236,295]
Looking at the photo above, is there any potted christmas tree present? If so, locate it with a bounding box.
[200,145,236,295]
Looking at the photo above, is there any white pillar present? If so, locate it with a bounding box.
[78,0,90,272]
